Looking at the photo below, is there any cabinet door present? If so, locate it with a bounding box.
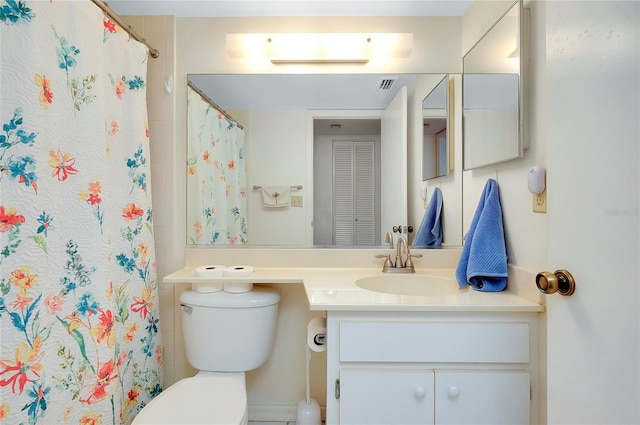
[339,368,434,425]
[435,370,530,424]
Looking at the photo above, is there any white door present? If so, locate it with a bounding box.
[546,2,639,423]
[380,86,408,241]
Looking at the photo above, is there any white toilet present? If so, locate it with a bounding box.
[132,287,280,425]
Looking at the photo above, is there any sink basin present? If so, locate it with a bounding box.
[355,274,458,296]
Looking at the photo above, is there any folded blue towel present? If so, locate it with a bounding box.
[456,179,507,291]
[412,187,443,248]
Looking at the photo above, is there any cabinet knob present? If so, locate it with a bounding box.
[448,386,460,399]
[414,386,427,399]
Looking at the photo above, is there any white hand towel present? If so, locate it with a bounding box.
[262,186,290,208]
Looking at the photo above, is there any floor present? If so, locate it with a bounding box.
[248,422,296,425]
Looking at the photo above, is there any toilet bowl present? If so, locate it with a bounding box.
[132,373,247,425]
[132,287,280,425]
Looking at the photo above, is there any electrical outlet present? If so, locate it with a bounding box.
[291,195,303,207]
[533,191,547,213]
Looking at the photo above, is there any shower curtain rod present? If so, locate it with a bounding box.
[188,82,245,130]
[91,0,160,58]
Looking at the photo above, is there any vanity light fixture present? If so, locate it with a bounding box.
[226,33,413,64]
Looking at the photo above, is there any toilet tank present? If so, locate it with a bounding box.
[179,288,280,372]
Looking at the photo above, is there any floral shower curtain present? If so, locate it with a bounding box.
[187,85,247,245]
[0,1,162,424]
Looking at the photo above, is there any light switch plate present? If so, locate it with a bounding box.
[291,195,303,207]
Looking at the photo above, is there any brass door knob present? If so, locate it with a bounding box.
[536,269,576,296]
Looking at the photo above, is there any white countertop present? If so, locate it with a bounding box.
[164,267,544,313]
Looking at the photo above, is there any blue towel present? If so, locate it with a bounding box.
[412,187,443,248]
[456,179,507,291]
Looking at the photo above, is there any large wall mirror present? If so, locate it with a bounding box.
[186,73,452,247]
[462,0,524,170]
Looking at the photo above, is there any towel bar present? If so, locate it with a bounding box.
[252,185,302,191]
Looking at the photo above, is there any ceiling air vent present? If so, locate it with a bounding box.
[378,77,398,90]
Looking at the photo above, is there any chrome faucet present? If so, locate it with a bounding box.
[375,234,422,273]
[395,235,408,268]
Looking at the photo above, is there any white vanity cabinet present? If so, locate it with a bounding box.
[325,311,539,425]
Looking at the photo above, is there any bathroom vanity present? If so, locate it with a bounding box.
[301,268,542,425]
[324,310,537,425]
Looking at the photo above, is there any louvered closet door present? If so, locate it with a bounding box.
[333,142,354,245]
[333,141,375,245]
[353,142,375,244]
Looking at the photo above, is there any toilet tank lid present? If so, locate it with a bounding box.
[180,287,280,308]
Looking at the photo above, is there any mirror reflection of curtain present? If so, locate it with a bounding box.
[187,86,247,244]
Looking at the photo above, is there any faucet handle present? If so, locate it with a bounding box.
[404,249,422,273]
[384,232,394,248]
[376,254,393,271]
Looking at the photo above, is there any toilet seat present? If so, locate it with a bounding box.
[132,375,247,424]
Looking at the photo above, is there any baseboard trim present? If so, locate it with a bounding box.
[248,404,326,423]
[248,404,297,422]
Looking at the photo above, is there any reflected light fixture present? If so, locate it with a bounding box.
[226,33,413,64]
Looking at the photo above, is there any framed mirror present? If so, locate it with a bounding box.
[186,74,455,247]
[462,0,524,170]
[422,75,449,180]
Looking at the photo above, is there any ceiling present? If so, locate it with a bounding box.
[188,73,446,136]
[188,73,419,110]
[188,74,419,136]
[106,0,472,18]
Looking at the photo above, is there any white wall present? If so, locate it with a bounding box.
[243,109,308,245]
